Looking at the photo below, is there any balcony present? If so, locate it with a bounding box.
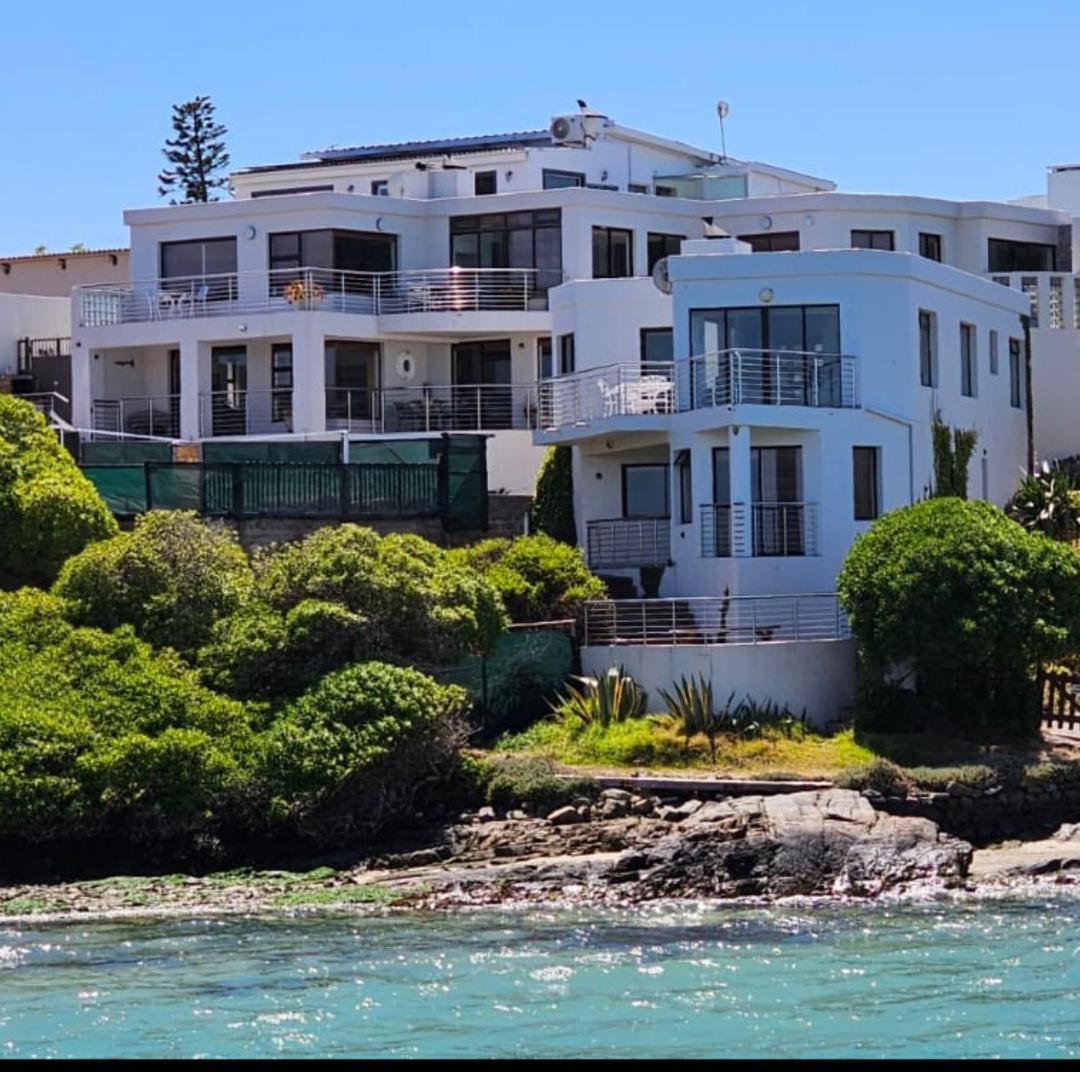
[92,395,180,438]
[586,518,671,569]
[680,350,858,411]
[77,267,549,327]
[700,502,819,558]
[582,592,848,646]
[537,362,675,431]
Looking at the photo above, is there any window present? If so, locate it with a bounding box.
[918,310,937,387]
[325,341,380,422]
[989,330,999,375]
[271,344,293,424]
[919,232,943,262]
[647,232,684,272]
[450,209,562,292]
[654,185,676,197]
[371,180,388,196]
[628,183,648,194]
[960,323,977,397]
[251,185,333,198]
[592,226,633,278]
[537,337,553,380]
[542,169,585,190]
[268,229,396,294]
[622,464,669,519]
[558,333,575,375]
[474,171,497,195]
[853,447,880,521]
[674,450,692,524]
[160,237,237,299]
[851,229,895,251]
[751,446,804,556]
[690,305,840,355]
[640,327,673,366]
[737,231,801,252]
[1009,338,1023,408]
[988,238,1056,272]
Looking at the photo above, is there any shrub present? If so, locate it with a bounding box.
[254,525,505,666]
[455,533,605,623]
[838,498,1080,734]
[530,445,576,545]
[551,667,647,731]
[0,396,117,588]
[255,662,470,841]
[1007,468,1080,541]
[485,755,597,813]
[53,511,253,655]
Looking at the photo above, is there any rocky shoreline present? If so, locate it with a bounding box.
[3,789,1080,923]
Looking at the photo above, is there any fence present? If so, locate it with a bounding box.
[1038,667,1080,731]
[583,592,849,647]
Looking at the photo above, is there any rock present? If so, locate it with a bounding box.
[658,799,703,823]
[506,810,529,822]
[1054,822,1080,842]
[600,788,633,803]
[629,795,654,816]
[946,780,981,798]
[547,805,585,826]
[476,806,497,822]
[599,798,629,819]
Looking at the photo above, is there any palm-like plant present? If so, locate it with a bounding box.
[1007,466,1080,541]
[550,666,646,731]
[657,675,735,762]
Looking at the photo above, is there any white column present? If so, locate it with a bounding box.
[729,425,753,558]
[178,339,201,440]
[290,324,326,433]
[70,335,94,429]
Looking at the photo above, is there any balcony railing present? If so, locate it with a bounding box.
[198,390,292,438]
[76,267,549,326]
[582,592,849,646]
[586,518,671,569]
[92,395,180,438]
[537,362,674,429]
[679,350,858,410]
[700,502,818,558]
[324,384,539,433]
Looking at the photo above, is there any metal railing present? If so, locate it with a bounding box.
[537,362,674,429]
[679,350,858,410]
[377,383,538,432]
[17,336,70,373]
[18,391,71,426]
[198,390,293,438]
[76,266,549,326]
[92,395,180,438]
[582,592,849,647]
[700,502,818,557]
[586,518,671,568]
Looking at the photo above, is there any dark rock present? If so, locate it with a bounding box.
[547,805,585,827]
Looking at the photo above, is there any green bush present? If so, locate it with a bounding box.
[254,525,505,666]
[838,498,1080,734]
[454,533,605,623]
[485,755,597,813]
[0,396,117,589]
[255,661,470,840]
[53,511,253,656]
[1007,469,1080,541]
[529,445,576,545]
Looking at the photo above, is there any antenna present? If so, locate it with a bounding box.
[716,100,730,161]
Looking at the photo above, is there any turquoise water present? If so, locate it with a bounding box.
[1,896,1079,1059]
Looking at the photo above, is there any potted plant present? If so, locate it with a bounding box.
[282,278,325,308]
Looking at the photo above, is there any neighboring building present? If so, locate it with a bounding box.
[69,107,830,496]
[0,248,128,298]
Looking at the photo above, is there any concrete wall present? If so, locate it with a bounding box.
[0,250,128,297]
[582,639,856,729]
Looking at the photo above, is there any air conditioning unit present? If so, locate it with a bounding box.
[549,114,588,145]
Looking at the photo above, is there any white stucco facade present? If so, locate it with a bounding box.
[0,294,69,377]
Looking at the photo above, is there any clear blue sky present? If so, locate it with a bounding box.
[3,0,1076,255]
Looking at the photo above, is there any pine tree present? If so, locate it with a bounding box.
[157,96,230,204]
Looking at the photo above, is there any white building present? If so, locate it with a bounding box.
[70,108,829,496]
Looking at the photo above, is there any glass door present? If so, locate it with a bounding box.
[210,346,247,435]
[751,446,803,555]
[325,341,380,425]
[451,339,512,429]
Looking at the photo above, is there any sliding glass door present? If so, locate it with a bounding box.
[452,339,512,429]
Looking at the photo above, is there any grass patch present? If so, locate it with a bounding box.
[0,895,60,915]
[269,884,414,908]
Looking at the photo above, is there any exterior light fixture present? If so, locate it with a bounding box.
[759,287,775,304]
[245,226,257,240]
[238,324,248,333]
[759,215,773,230]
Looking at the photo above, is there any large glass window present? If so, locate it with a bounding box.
[450,209,562,291]
[452,340,512,428]
[558,333,575,375]
[160,237,237,300]
[960,323,977,397]
[622,464,669,519]
[988,238,1057,272]
[325,341,380,422]
[542,169,585,190]
[853,446,880,520]
[690,305,840,355]
[640,327,673,366]
[851,229,895,251]
[592,226,633,278]
[268,229,396,280]
[751,446,804,556]
[737,231,801,252]
[1009,338,1024,408]
[647,232,684,272]
[537,337,553,379]
[919,310,937,387]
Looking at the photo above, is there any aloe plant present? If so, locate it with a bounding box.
[1006,467,1080,541]
[550,666,646,731]
[657,675,735,762]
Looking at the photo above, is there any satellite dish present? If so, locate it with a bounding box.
[395,350,416,381]
[651,256,673,295]
[716,101,730,119]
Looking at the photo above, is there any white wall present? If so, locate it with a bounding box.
[0,294,69,376]
[582,639,856,729]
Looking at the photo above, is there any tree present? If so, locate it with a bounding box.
[931,410,977,498]
[530,446,577,544]
[158,96,230,204]
[838,498,1080,735]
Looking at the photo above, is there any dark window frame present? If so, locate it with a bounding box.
[271,343,293,424]
[628,183,648,194]
[988,237,1057,273]
[640,327,674,367]
[646,232,684,273]
[537,337,553,380]
[919,232,943,262]
[960,322,977,397]
[688,304,842,355]
[737,231,801,253]
[674,449,692,524]
[621,463,670,520]
[474,170,497,195]
[919,309,937,387]
[251,185,334,198]
[449,208,562,291]
[851,229,895,251]
[542,169,585,190]
[558,333,575,375]
[159,236,238,300]
[592,225,634,278]
[853,446,880,521]
[1009,337,1023,408]
[654,185,676,197]
[371,180,389,196]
